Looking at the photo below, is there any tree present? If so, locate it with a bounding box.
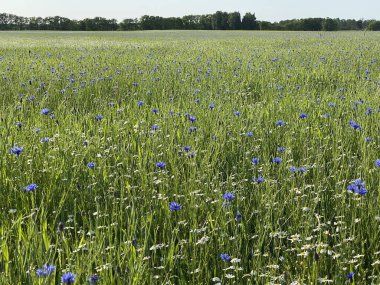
[322,18,338,31]
[212,11,229,30]
[227,12,241,30]
[368,21,380,31]
[242,13,258,30]
[120,18,140,30]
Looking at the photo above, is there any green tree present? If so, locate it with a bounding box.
[322,18,338,31]
[227,12,241,30]
[242,13,258,30]
[368,20,380,31]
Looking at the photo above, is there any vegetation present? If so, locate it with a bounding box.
[1,30,380,284]
[0,11,378,30]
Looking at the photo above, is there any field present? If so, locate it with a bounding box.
[1,30,380,284]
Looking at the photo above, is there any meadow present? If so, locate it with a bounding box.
[1,30,380,284]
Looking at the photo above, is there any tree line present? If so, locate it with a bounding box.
[0,11,379,31]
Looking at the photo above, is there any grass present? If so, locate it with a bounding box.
[0,30,380,284]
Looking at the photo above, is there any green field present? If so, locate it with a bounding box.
[1,31,380,284]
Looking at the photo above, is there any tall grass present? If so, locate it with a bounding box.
[0,31,380,284]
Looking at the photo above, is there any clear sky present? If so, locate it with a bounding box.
[2,0,379,22]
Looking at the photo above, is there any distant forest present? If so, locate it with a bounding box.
[1,11,380,31]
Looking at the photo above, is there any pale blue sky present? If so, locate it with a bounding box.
[2,0,379,22]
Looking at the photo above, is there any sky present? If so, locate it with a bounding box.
[2,0,379,22]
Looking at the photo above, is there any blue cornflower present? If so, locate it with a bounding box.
[156,161,166,169]
[151,108,159,114]
[183,146,192,152]
[366,137,372,142]
[87,162,95,169]
[208,104,214,109]
[299,113,307,119]
[41,108,50,115]
[16,122,23,128]
[24,183,38,192]
[246,132,253,137]
[366,108,372,115]
[251,157,259,165]
[375,159,380,167]
[276,120,285,126]
[349,120,362,130]
[189,126,197,134]
[151,124,159,130]
[61,272,77,284]
[11,146,24,156]
[137,101,144,106]
[40,137,49,143]
[234,111,240,116]
[347,272,354,280]
[297,166,307,173]
[277,147,286,153]
[323,113,331,117]
[95,115,103,121]
[189,116,196,122]
[28,96,36,101]
[328,102,335,107]
[252,176,265,184]
[347,179,367,196]
[223,192,236,201]
[36,264,55,277]
[290,166,297,173]
[169,202,182,211]
[272,157,282,164]
[88,274,100,284]
[235,210,242,222]
[220,253,232,262]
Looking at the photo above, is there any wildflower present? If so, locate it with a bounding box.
[375,159,380,167]
[156,161,166,169]
[349,120,362,130]
[137,101,144,106]
[366,108,372,115]
[183,146,192,152]
[347,272,354,280]
[24,183,38,192]
[220,253,232,262]
[87,162,95,169]
[189,126,197,134]
[223,192,236,201]
[169,202,182,211]
[151,124,159,130]
[189,116,196,122]
[328,102,335,107]
[252,176,265,184]
[366,137,372,142]
[16,122,23,128]
[95,115,103,121]
[40,137,49,143]
[61,272,77,284]
[151,108,159,114]
[246,131,253,137]
[234,111,240,116]
[347,179,367,196]
[251,157,259,165]
[273,157,282,164]
[276,120,285,126]
[11,146,24,156]
[208,104,214,109]
[235,211,242,222]
[41,108,50,115]
[88,274,100,284]
[299,113,307,119]
[277,147,286,153]
[323,113,331,117]
[36,264,55,277]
